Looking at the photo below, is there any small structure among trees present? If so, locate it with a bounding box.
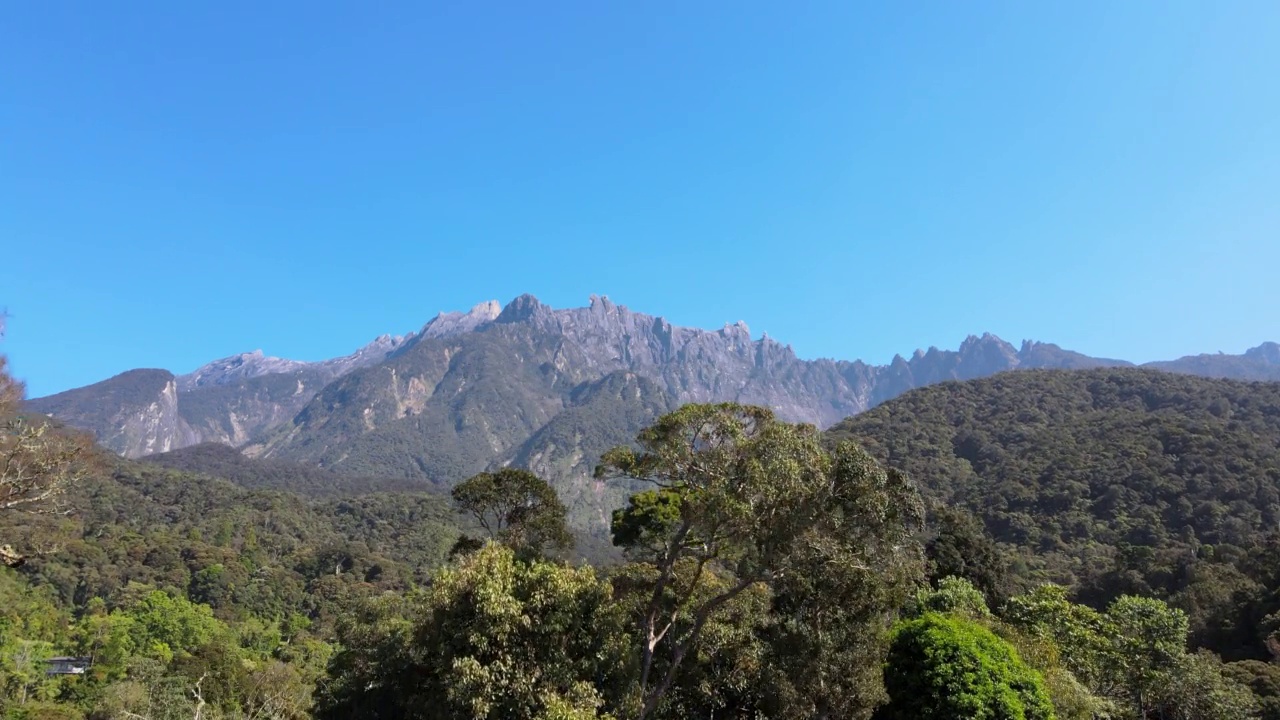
[42,656,91,676]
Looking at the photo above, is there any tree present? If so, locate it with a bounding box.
[607,559,773,719]
[1004,584,1112,693]
[596,403,924,719]
[877,613,1055,720]
[450,468,573,558]
[910,575,994,620]
[925,505,1012,608]
[909,578,1110,720]
[1153,650,1260,720]
[1101,595,1189,714]
[1224,660,1280,720]
[0,356,92,567]
[1002,584,1250,719]
[315,543,629,720]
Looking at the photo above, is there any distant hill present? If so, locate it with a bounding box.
[826,368,1280,651]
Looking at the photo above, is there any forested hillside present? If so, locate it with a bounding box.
[0,457,462,717]
[141,442,440,496]
[828,368,1280,660]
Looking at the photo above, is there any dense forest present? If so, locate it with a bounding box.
[3,358,1280,718]
[828,368,1280,662]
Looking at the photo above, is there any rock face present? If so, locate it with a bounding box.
[30,333,413,458]
[178,333,412,392]
[28,294,1279,531]
[27,369,199,458]
[242,296,1140,503]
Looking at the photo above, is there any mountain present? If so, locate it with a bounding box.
[22,368,196,457]
[1143,341,1280,381]
[26,294,1280,535]
[176,333,408,392]
[825,368,1280,654]
[498,371,678,530]
[25,307,493,458]
[238,297,1127,500]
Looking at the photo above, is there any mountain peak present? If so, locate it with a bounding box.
[469,300,502,320]
[1245,342,1280,364]
[497,293,549,323]
[419,300,501,339]
[178,351,310,391]
[959,332,1011,352]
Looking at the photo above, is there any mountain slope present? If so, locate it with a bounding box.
[249,297,1132,478]
[825,368,1280,644]
[1143,341,1280,381]
[26,369,196,457]
[0,458,461,629]
[498,371,677,532]
[142,442,441,496]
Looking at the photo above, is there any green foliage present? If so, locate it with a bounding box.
[0,438,462,718]
[451,468,573,558]
[879,612,1056,720]
[1102,594,1189,710]
[828,368,1280,660]
[1003,583,1264,718]
[607,560,773,718]
[1225,660,1280,720]
[117,589,227,663]
[599,403,926,719]
[908,578,1110,720]
[608,490,680,555]
[1153,650,1260,720]
[315,543,629,719]
[925,504,1013,607]
[911,575,994,620]
[1004,584,1111,690]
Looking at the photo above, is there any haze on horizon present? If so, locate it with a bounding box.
[3,1,1278,397]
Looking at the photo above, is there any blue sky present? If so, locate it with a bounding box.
[3,2,1278,397]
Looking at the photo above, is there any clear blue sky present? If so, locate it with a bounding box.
[4,2,1278,397]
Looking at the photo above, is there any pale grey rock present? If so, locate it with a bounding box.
[31,293,1277,466]
[419,300,502,340]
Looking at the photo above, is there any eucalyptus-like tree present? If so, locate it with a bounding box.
[596,403,925,719]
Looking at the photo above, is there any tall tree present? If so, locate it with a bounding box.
[0,355,93,567]
[451,468,573,558]
[597,403,924,719]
